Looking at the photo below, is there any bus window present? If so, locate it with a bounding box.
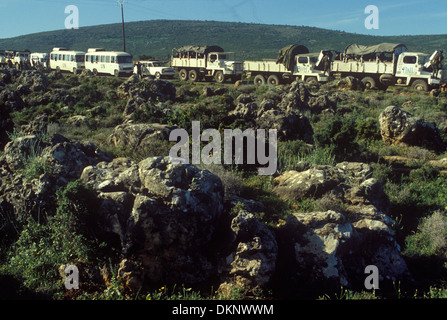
[101,56,105,63]
[106,56,110,63]
[111,56,115,63]
[117,56,132,64]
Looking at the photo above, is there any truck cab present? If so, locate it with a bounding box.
[30,53,50,69]
[294,52,329,83]
[134,60,175,79]
[395,52,445,90]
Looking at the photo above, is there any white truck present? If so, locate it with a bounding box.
[134,60,175,79]
[2,50,31,69]
[30,52,50,69]
[170,45,243,83]
[243,44,329,85]
[329,43,446,91]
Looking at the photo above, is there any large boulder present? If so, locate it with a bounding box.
[107,122,178,151]
[280,81,336,114]
[273,166,341,201]
[276,206,410,297]
[379,106,446,152]
[255,105,314,143]
[218,210,278,296]
[0,128,111,221]
[0,88,24,111]
[16,70,49,92]
[271,162,411,297]
[118,76,176,115]
[80,156,225,286]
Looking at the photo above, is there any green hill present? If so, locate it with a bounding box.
[0,20,446,60]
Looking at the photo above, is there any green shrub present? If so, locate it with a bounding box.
[404,210,447,258]
[0,181,105,296]
[314,114,360,162]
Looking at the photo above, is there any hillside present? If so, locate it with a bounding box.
[0,20,446,60]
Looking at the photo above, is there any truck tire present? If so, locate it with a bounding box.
[267,75,280,86]
[362,76,376,89]
[155,72,161,80]
[93,69,98,76]
[179,69,188,81]
[114,69,120,77]
[215,71,225,83]
[189,69,198,82]
[254,74,266,85]
[412,79,428,92]
[73,67,78,75]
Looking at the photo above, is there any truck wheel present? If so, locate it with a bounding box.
[189,69,198,82]
[215,71,225,83]
[155,72,161,80]
[412,79,428,92]
[254,74,266,86]
[179,69,188,81]
[93,69,98,76]
[362,77,376,89]
[73,67,78,75]
[267,75,280,86]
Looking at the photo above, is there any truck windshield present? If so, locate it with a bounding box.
[117,56,133,64]
[75,55,84,62]
[417,55,430,65]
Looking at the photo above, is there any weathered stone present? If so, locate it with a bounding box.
[273,167,340,201]
[379,105,446,152]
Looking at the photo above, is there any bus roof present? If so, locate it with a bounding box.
[51,49,85,54]
[85,50,131,56]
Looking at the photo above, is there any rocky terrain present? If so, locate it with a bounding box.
[1,68,447,300]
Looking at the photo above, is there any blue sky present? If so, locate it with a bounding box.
[0,0,446,39]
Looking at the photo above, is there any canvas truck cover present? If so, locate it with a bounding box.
[276,44,309,71]
[174,45,224,55]
[344,43,408,56]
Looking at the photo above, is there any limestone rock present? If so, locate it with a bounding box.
[379,105,446,152]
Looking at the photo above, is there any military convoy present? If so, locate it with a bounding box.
[1,42,445,91]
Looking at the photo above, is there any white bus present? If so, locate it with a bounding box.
[49,48,85,74]
[84,48,134,77]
